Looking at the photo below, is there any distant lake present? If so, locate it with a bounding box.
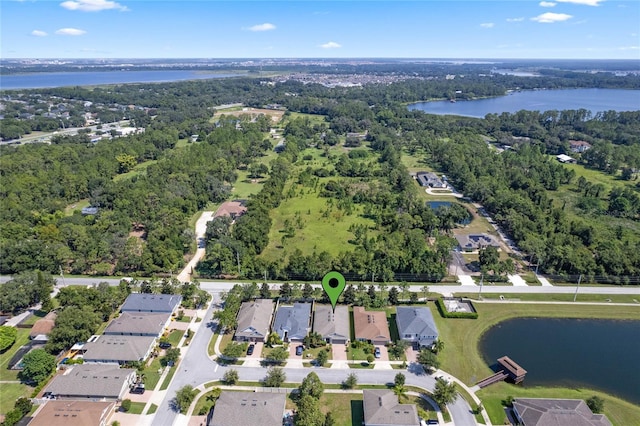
[0,70,242,90]
[479,318,640,404]
[408,89,640,118]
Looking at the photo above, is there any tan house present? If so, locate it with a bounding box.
[29,401,115,426]
[353,307,391,345]
[233,299,274,342]
[363,390,420,426]
[312,304,350,344]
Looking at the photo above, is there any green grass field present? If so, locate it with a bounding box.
[0,383,33,416]
[64,199,90,216]
[0,328,30,381]
[286,112,328,126]
[113,160,158,182]
[319,393,363,426]
[456,292,640,304]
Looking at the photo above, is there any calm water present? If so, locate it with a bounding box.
[409,88,640,118]
[0,70,241,90]
[479,318,640,404]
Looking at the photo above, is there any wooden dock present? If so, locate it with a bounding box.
[476,355,527,388]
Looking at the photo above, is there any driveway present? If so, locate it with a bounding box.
[331,343,348,361]
[405,346,418,363]
[375,345,389,361]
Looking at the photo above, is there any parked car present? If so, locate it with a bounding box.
[296,345,304,356]
[427,420,439,425]
[247,344,255,355]
[374,347,381,358]
[159,342,171,349]
[130,385,145,394]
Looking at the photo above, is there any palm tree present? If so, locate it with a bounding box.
[432,338,444,354]
[421,285,430,301]
[433,378,457,409]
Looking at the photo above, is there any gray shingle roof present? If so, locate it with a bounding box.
[363,390,420,426]
[44,364,136,400]
[513,398,612,426]
[312,304,349,341]
[273,302,311,341]
[395,306,439,347]
[120,293,182,313]
[234,299,273,341]
[208,391,285,426]
[82,335,156,363]
[103,312,170,337]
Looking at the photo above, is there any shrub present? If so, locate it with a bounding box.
[0,326,18,352]
[121,399,132,412]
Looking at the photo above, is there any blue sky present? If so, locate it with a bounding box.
[2,0,639,59]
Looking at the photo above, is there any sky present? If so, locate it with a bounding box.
[1,0,639,59]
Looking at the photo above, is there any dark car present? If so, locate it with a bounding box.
[296,345,304,356]
[159,342,171,349]
[246,344,255,356]
[130,385,145,394]
[427,420,439,425]
[374,347,381,358]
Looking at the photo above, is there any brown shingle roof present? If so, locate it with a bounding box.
[353,307,391,343]
[29,401,115,426]
[30,312,57,338]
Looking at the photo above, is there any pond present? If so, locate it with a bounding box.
[479,317,640,404]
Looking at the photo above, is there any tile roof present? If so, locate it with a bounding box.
[363,390,420,426]
[353,307,391,343]
[208,391,285,426]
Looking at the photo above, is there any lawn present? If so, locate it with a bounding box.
[456,292,640,304]
[0,328,31,381]
[166,329,184,346]
[318,393,363,426]
[400,394,439,421]
[113,159,158,182]
[147,403,158,414]
[208,333,219,357]
[231,169,265,199]
[286,112,327,126]
[478,382,639,426]
[64,199,90,216]
[125,401,146,415]
[160,364,178,390]
[19,310,48,326]
[0,383,33,416]
[434,302,640,387]
[141,357,163,390]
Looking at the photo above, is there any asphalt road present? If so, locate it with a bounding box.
[4,276,640,297]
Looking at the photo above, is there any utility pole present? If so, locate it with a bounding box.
[573,274,583,302]
[236,250,241,277]
[478,273,484,300]
[59,265,66,287]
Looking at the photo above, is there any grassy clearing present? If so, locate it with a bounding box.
[64,199,90,216]
[142,357,163,390]
[166,329,184,347]
[147,403,158,414]
[231,169,265,199]
[319,393,363,426]
[286,112,327,126]
[434,302,640,387]
[126,401,146,415]
[478,382,639,426]
[113,160,158,182]
[456,293,640,304]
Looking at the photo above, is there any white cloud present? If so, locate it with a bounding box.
[539,1,557,7]
[480,22,495,28]
[619,46,639,50]
[31,30,48,37]
[531,12,573,23]
[246,23,276,32]
[557,0,604,5]
[61,0,128,12]
[506,17,525,22]
[55,27,87,36]
[320,41,341,49]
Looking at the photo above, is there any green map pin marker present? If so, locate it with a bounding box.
[322,271,346,312]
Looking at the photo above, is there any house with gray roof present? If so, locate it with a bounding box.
[273,302,312,342]
[416,172,445,188]
[363,389,420,426]
[208,391,285,426]
[103,312,171,337]
[312,304,350,344]
[455,233,500,252]
[44,364,136,401]
[395,306,439,348]
[234,299,274,342]
[81,334,156,365]
[513,398,612,426]
[120,293,182,314]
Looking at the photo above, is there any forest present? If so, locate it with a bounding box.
[1,68,640,281]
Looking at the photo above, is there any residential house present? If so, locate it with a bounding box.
[416,172,446,188]
[43,364,136,401]
[556,154,576,164]
[312,304,350,344]
[120,293,182,314]
[103,312,171,337]
[214,201,247,221]
[395,306,439,348]
[28,401,115,426]
[363,390,420,426]
[569,140,592,153]
[233,299,274,342]
[455,234,500,252]
[513,398,612,426]
[30,311,57,342]
[353,307,391,345]
[272,302,312,342]
[81,334,156,365]
[208,391,286,426]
